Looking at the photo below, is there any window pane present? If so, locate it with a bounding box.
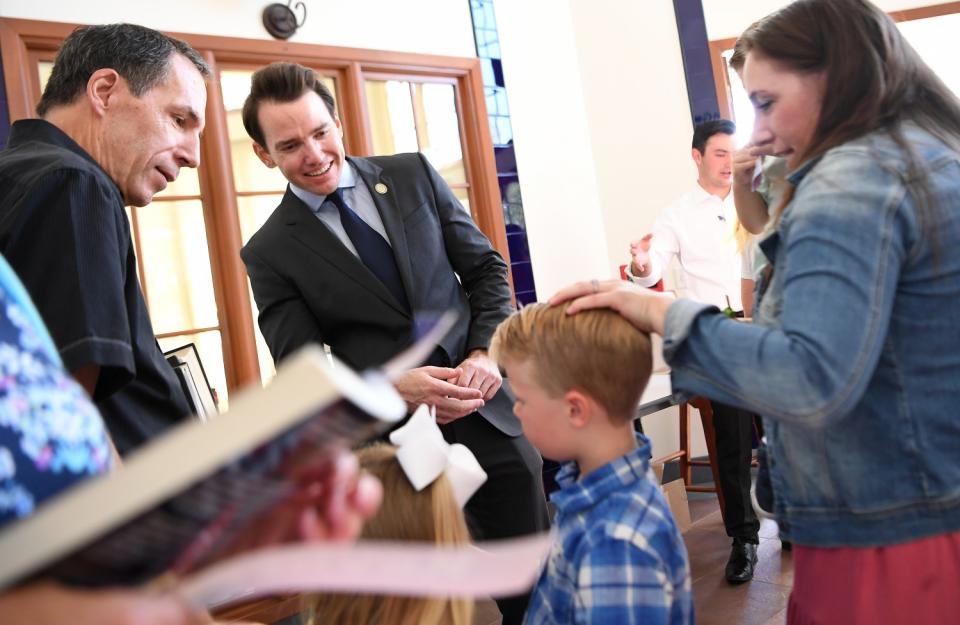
[249,282,277,386]
[221,69,337,194]
[227,110,290,193]
[154,167,200,198]
[236,194,284,385]
[237,193,284,245]
[366,80,419,155]
[136,199,219,333]
[155,167,200,198]
[38,61,53,91]
[158,330,229,412]
[414,83,466,185]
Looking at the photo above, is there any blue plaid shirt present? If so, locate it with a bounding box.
[525,434,693,625]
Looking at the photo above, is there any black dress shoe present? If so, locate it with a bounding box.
[725,539,758,583]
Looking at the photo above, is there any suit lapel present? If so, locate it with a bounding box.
[350,157,417,310]
[278,186,408,316]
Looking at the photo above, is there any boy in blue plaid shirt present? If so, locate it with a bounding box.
[491,304,693,625]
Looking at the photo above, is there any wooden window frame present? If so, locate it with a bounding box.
[363,73,474,197]
[1,17,508,392]
[709,1,960,124]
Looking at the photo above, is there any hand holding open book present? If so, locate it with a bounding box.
[0,311,552,611]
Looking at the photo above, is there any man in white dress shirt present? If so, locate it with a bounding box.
[627,120,761,584]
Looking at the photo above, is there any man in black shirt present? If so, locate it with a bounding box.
[0,24,210,453]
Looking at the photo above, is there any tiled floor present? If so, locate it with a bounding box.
[472,495,794,625]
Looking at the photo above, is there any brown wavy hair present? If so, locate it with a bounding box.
[738,0,960,226]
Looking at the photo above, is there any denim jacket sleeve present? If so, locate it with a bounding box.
[662,147,910,428]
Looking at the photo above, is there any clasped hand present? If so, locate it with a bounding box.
[394,351,502,424]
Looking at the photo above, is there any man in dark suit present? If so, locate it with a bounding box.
[239,62,548,623]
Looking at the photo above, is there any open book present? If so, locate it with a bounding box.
[0,314,456,591]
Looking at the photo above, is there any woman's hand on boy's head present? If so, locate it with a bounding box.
[548,279,674,336]
[455,350,502,401]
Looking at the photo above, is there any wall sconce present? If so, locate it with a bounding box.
[262,1,307,40]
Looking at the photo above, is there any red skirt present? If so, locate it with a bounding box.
[788,529,960,625]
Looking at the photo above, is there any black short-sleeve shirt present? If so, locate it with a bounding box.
[0,119,191,453]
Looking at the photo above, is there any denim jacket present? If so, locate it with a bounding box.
[662,125,960,548]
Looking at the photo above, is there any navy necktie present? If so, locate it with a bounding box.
[327,189,409,310]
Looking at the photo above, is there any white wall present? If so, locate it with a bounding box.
[569,1,698,285]
[492,0,611,299]
[495,0,706,459]
[0,0,476,57]
[496,0,698,298]
[703,0,946,39]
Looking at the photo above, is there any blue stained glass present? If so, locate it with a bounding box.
[486,92,500,115]
[496,117,513,145]
[488,118,500,145]
[496,89,510,115]
[510,262,535,293]
[468,0,536,301]
[485,4,496,30]
[481,59,496,85]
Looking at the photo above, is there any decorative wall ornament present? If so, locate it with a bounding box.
[262,1,307,40]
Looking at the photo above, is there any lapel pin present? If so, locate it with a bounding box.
[375,183,388,195]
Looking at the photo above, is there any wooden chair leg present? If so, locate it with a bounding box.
[682,402,718,493]
[696,400,727,527]
[679,402,692,486]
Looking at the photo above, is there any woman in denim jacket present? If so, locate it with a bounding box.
[552,1,960,623]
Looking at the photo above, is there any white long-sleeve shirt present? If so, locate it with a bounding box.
[630,184,743,311]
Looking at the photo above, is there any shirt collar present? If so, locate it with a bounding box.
[290,160,358,212]
[691,181,730,206]
[550,433,653,515]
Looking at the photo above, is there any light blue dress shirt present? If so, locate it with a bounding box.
[289,161,392,257]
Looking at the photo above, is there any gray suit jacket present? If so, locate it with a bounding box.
[241,153,521,435]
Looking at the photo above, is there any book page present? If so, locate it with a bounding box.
[182,532,555,609]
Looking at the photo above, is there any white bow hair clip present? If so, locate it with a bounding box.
[388,404,488,507]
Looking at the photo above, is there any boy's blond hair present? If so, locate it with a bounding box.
[490,304,653,421]
[306,444,473,625]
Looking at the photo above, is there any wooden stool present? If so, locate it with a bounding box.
[651,396,726,526]
[680,397,726,526]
